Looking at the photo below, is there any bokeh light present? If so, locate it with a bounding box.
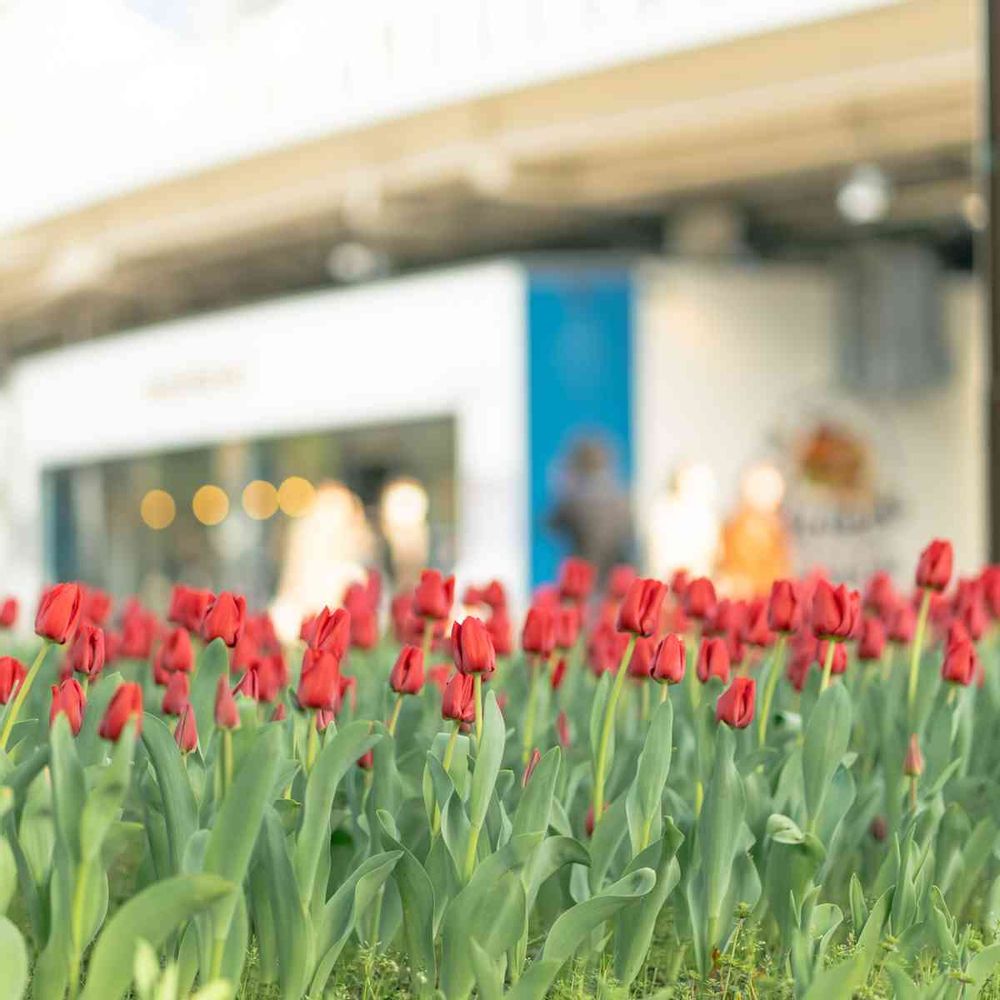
[278,476,316,517]
[380,477,429,532]
[242,480,279,520]
[192,484,229,526]
[139,489,176,530]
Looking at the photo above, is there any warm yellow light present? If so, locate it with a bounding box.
[242,480,279,520]
[192,484,229,526]
[140,489,176,530]
[278,476,316,517]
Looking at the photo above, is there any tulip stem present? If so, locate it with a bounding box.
[640,681,650,724]
[305,716,319,773]
[463,824,481,882]
[819,639,838,692]
[757,635,787,747]
[432,723,461,834]
[473,674,483,747]
[659,683,669,705]
[387,694,404,736]
[67,858,91,1000]
[522,657,541,766]
[592,635,636,826]
[0,640,51,751]
[907,589,932,721]
[220,729,234,797]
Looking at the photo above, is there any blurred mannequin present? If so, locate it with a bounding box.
[719,462,792,597]
[548,440,632,580]
[648,462,720,581]
[271,481,375,640]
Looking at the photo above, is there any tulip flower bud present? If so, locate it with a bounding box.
[0,597,18,629]
[297,649,342,710]
[156,627,195,678]
[452,617,496,676]
[357,750,374,770]
[558,557,596,603]
[167,585,214,634]
[863,571,897,620]
[214,676,240,730]
[50,678,86,736]
[616,578,667,637]
[481,580,507,610]
[390,645,425,695]
[201,592,246,648]
[955,578,988,641]
[0,657,26,704]
[670,568,689,598]
[766,579,800,634]
[811,580,860,640]
[941,636,977,686]
[555,709,571,748]
[235,656,283,703]
[554,606,581,651]
[522,606,556,658]
[307,607,350,656]
[696,637,731,685]
[35,582,83,644]
[550,657,568,691]
[350,608,379,651]
[161,671,190,717]
[888,600,916,644]
[68,622,106,680]
[715,676,756,729]
[522,748,542,787]
[981,565,1000,619]
[607,564,637,600]
[627,636,655,679]
[271,703,287,722]
[857,617,886,662]
[684,577,717,622]
[903,733,924,777]
[98,682,143,741]
[916,538,953,592]
[174,705,199,754]
[817,640,847,675]
[119,601,159,660]
[413,570,455,620]
[651,634,686,684]
[441,671,476,723]
[743,599,774,648]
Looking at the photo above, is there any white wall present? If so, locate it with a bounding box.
[0,260,529,610]
[636,260,986,583]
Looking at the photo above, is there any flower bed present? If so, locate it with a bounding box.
[1,542,1000,998]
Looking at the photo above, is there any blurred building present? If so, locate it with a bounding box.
[0,0,984,607]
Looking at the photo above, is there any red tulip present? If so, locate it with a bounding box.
[627,636,655,679]
[555,709,571,748]
[0,657,26,704]
[607,564,637,600]
[550,657,568,691]
[390,645,425,695]
[350,608,379,651]
[35,582,83,644]
[201,592,246,648]
[981,565,1000,619]
[955,578,988,641]
[235,655,284,703]
[307,607,351,656]
[558,557,595,602]
[452,617,496,676]
[888,601,916,644]
[271,703,287,722]
[214,676,240,730]
[230,633,260,673]
[696,637,731,684]
[81,587,113,626]
[616,578,667,637]
[119,601,158,660]
[98,682,143,741]
[670,569,689,597]
[817,640,847,675]
[441,672,476,723]
[857,617,886,661]
[428,663,451,695]
[357,750,374,770]
[481,580,507,610]
[485,609,513,656]
[743,599,774,648]
[863,571,897,620]
[651,634,686,684]
[521,607,556,658]
[916,539,953,592]
[412,570,455,620]
[0,597,18,629]
[175,705,199,754]
[167,586,214,633]
[156,627,194,676]
[767,579,800,634]
[297,648,341,710]
[554,606,582,651]
[522,748,542,787]
[587,621,629,676]
[811,580,860,640]
[161,671,190,716]
[68,623,106,679]
[50,678,86,735]
[941,635,977,686]
[715,676,756,729]
[684,577,717,622]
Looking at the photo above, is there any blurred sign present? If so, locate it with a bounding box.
[0,0,895,231]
